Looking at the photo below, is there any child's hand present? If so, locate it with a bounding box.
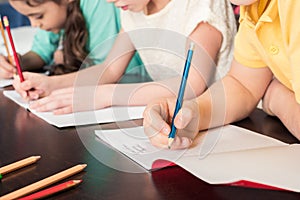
[143,98,200,149]
[0,54,16,79]
[29,85,112,115]
[29,87,74,114]
[12,72,50,100]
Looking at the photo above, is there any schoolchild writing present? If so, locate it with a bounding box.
[0,0,142,78]
[143,0,300,149]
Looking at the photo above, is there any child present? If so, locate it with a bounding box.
[0,0,143,77]
[143,0,300,149]
[13,0,236,115]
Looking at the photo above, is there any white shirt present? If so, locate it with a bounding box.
[121,0,236,82]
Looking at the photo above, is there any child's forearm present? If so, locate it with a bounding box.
[103,81,183,107]
[265,80,300,140]
[104,73,206,107]
[197,75,261,131]
[48,62,112,91]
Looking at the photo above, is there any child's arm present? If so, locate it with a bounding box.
[262,78,300,140]
[196,60,273,130]
[143,59,274,149]
[20,23,223,113]
[98,22,224,107]
[12,30,135,100]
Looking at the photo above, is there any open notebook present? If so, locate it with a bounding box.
[4,90,145,128]
[95,125,300,192]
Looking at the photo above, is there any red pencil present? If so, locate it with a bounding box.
[18,179,83,200]
[2,16,25,81]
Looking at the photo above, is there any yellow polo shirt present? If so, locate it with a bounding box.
[234,0,300,103]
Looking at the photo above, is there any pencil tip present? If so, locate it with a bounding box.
[189,42,195,50]
[81,164,87,168]
[168,138,174,149]
[73,180,83,184]
[34,156,42,160]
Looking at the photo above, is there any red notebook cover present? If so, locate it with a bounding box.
[152,160,288,191]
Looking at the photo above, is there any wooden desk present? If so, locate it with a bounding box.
[0,89,299,200]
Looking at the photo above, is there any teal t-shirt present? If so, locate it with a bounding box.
[31,0,145,75]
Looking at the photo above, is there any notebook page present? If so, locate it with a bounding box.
[187,125,288,157]
[95,125,288,170]
[95,126,185,170]
[177,144,300,192]
[4,90,145,127]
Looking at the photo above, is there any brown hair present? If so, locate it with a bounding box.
[12,0,91,75]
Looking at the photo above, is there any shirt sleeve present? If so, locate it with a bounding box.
[80,0,121,65]
[81,0,143,74]
[31,29,60,65]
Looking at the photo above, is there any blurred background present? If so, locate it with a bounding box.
[0,0,30,28]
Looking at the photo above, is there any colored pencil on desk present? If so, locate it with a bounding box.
[0,164,87,200]
[0,156,41,176]
[0,15,12,63]
[168,42,194,148]
[19,179,83,200]
[3,16,24,81]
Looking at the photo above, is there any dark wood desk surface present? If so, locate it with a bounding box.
[0,89,299,200]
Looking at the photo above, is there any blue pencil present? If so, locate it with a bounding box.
[168,42,194,148]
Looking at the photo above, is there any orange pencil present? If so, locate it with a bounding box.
[3,16,24,81]
[0,156,41,176]
[19,180,83,200]
[0,15,12,63]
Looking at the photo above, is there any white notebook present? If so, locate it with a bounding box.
[4,90,145,128]
[95,125,300,192]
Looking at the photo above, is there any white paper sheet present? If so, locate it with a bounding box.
[95,125,300,192]
[4,90,145,128]
[0,79,13,88]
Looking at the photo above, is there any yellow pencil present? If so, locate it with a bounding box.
[0,156,41,175]
[0,164,87,200]
[0,15,12,64]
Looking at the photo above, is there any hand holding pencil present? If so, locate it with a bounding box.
[168,42,194,148]
[143,42,200,150]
